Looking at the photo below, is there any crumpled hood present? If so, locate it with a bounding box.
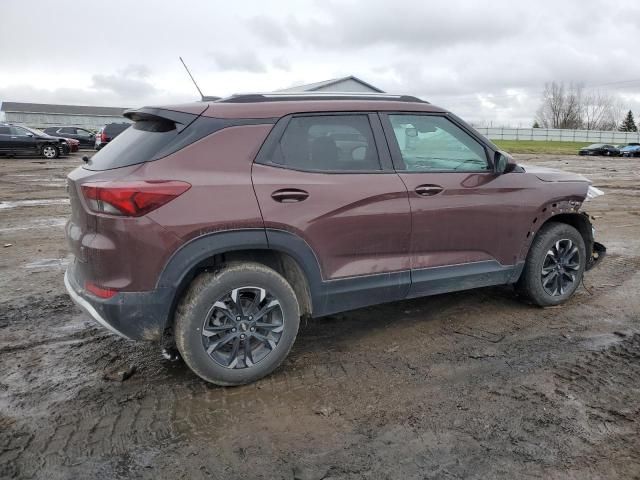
[520,164,590,183]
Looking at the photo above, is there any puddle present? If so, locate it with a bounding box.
[0,198,70,209]
[0,217,67,232]
[24,258,70,270]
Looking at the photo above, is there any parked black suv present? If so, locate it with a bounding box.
[94,122,130,150]
[0,123,68,158]
[43,126,95,148]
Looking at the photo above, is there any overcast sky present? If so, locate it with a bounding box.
[2,0,640,126]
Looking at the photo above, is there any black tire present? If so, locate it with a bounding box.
[41,144,59,159]
[175,263,300,386]
[517,222,586,306]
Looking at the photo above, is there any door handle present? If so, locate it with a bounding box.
[271,188,309,203]
[415,185,443,196]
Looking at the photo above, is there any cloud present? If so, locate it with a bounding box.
[272,56,291,71]
[208,50,267,73]
[91,65,158,98]
[3,0,640,126]
[246,15,290,46]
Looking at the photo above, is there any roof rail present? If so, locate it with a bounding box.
[216,92,428,104]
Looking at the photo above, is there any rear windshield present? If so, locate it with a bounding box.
[85,119,178,171]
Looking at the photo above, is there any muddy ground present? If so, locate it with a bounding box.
[0,152,639,480]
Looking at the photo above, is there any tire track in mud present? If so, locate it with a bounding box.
[552,333,640,470]
[576,254,640,300]
[2,328,427,479]
[2,252,640,478]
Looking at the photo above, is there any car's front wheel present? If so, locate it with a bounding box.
[175,263,300,386]
[517,222,586,306]
[41,144,59,159]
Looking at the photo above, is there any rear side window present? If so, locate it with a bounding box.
[271,115,381,172]
[0,126,11,134]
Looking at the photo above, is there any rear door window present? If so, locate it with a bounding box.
[270,115,382,172]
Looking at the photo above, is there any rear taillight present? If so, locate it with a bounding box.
[81,180,191,217]
[100,131,108,142]
[85,281,117,299]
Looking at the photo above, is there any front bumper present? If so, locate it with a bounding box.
[64,266,174,341]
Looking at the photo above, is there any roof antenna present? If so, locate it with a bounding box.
[179,56,205,101]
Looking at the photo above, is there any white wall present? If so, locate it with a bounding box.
[476,127,640,144]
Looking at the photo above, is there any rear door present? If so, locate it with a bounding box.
[252,112,412,290]
[380,113,532,297]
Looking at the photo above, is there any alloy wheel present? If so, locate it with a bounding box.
[201,286,284,369]
[42,146,57,158]
[541,239,581,296]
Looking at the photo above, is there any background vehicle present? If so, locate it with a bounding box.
[94,122,130,150]
[43,126,95,148]
[578,144,619,156]
[20,125,78,154]
[619,144,640,157]
[0,123,67,158]
[64,93,605,386]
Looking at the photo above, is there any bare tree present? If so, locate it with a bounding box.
[535,82,584,129]
[582,90,619,130]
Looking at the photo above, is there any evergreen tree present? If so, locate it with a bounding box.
[532,120,540,128]
[619,110,638,132]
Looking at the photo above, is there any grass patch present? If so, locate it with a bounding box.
[492,140,592,155]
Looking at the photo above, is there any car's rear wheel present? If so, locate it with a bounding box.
[175,263,300,386]
[41,144,59,159]
[517,222,586,306]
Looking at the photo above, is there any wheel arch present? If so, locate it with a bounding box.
[157,229,322,336]
[526,212,594,264]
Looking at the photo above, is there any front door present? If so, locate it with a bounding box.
[381,113,535,297]
[252,113,412,309]
[10,126,38,155]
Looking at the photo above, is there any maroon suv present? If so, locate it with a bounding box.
[64,93,605,385]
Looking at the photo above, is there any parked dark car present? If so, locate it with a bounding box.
[619,144,640,157]
[0,123,68,158]
[21,125,78,153]
[94,122,130,150]
[578,144,619,156]
[43,126,95,148]
[64,93,606,386]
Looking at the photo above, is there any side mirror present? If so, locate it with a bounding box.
[494,151,513,174]
[405,127,418,138]
[82,155,89,163]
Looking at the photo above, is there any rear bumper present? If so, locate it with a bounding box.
[64,265,174,341]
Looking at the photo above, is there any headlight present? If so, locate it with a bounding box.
[586,186,604,200]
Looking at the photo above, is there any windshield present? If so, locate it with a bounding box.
[587,144,604,148]
[22,126,48,136]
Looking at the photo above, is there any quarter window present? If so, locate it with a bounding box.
[272,115,381,172]
[388,115,489,172]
